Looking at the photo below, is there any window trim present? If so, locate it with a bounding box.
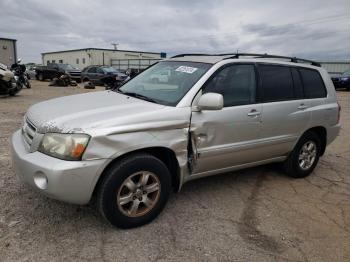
[290,67,305,99]
[200,62,258,108]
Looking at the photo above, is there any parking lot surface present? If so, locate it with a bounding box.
[0,81,349,262]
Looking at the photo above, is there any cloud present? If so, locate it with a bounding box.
[0,0,349,63]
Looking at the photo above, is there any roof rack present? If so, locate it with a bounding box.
[225,53,321,67]
[171,53,225,58]
[171,53,321,67]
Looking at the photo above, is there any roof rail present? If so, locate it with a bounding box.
[170,53,321,67]
[224,53,321,67]
[170,53,223,58]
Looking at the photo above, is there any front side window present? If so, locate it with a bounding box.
[118,61,211,106]
[88,67,96,73]
[259,64,294,102]
[97,68,104,74]
[203,64,256,107]
[299,68,327,98]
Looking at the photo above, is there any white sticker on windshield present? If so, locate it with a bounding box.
[175,66,198,74]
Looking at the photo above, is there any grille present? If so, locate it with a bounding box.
[69,72,81,77]
[22,118,37,148]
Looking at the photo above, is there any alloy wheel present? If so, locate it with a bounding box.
[117,171,161,217]
[298,141,317,170]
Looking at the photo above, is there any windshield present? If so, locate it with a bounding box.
[102,67,117,73]
[342,70,350,77]
[59,64,75,70]
[118,61,211,106]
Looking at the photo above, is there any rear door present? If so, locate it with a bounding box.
[258,64,311,159]
[47,63,59,79]
[96,67,105,84]
[87,67,97,83]
[190,63,263,174]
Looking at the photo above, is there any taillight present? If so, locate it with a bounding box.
[337,101,341,124]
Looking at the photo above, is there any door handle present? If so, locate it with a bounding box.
[247,109,261,117]
[298,104,308,110]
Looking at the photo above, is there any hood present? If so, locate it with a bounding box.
[66,69,81,73]
[26,91,175,133]
[0,62,8,71]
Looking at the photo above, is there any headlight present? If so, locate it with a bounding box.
[341,77,349,81]
[38,133,90,161]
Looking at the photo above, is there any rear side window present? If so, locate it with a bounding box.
[259,65,294,102]
[299,68,327,98]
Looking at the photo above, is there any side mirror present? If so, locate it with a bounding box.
[197,93,223,111]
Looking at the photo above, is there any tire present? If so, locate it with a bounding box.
[97,153,171,228]
[38,73,44,81]
[283,131,321,178]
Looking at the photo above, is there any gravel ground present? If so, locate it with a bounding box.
[0,81,349,262]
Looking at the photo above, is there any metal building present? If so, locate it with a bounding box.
[42,48,166,70]
[0,37,17,67]
[320,61,350,76]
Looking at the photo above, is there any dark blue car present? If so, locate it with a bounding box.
[332,69,350,90]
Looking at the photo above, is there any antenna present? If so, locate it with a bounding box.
[111,43,119,50]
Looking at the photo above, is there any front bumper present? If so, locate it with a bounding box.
[11,130,106,205]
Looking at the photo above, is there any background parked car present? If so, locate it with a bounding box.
[35,63,81,82]
[25,64,37,79]
[81,66,128,85]
[331,69,350,90]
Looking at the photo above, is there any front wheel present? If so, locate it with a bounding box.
[38,73,44,81]
[283,131,321,178]
[97,154,171,228]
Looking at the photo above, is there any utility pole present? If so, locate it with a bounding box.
[111,43,119,50]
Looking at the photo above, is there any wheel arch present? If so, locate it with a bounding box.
[302,126,327,156]
[82,77,90,82]
[92,146,181,198]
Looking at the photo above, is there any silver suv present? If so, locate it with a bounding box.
[11,53,341,228]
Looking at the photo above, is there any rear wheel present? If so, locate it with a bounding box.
[284,131,321,178]
[97,153,171,228]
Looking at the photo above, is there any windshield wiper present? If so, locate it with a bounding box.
[118,91,157,103]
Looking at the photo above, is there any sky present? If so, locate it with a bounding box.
[1,0,349,63]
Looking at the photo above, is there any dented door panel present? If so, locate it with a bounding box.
[189,104,263,174]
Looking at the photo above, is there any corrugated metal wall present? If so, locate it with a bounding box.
[42,49,162,69]
[0,38,17,66]
[320,62,350,76]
